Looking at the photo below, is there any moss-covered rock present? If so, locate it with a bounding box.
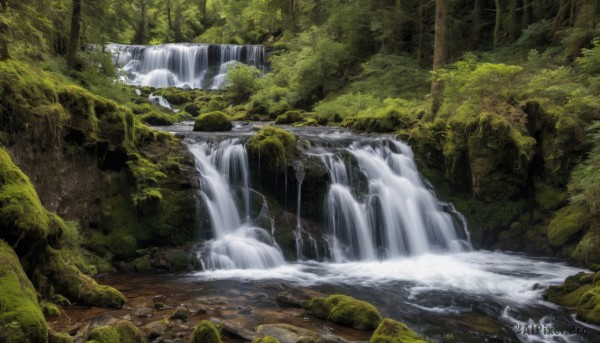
[192,320,222,343]
[572,229,600,265]
[577,286,600,325]
[42,302,61,317]
[548,204,586,247]
[48,331,73,343]
[0,240,48,343]
[193,111,233,132]
[304,294,382,330]
[544,272,597,307]
[246,126,297,175]
[86,320,144,343]
[370,318,427,343]
[275,111,304,125]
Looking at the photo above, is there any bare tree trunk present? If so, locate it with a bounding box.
[569,0,577,27]
[532,0,542,20]
[568,0,598,57]
[167,0,173,31]
[472,0,483,47]
[134,0,147,44]
[549,0,568,41]
[394,0,403,45]
[417,3,426,67]
[282,0,297,33]
[431,0,450,115]
[508,0,518,42]
[67,0,82,68]
[0,0,10,60]
[522,0,531,29]
[493,0,502,49]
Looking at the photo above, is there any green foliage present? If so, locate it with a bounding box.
[305,294,382,331]
[314,93,382,123]
[348,54,429,99]
[275,111,304,125]
[192,320,222,343]
[86,320,144,343]
[370,318,427,343]
[577,38,600,75]
[127,154,166,214]
[0,241,48,343]
[193,111,233,131]
[547,204,586,247]
[225,63,262,103]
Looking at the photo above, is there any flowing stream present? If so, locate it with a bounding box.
[170,123,596,343]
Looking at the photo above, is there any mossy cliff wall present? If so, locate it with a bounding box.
[0,61,199,265]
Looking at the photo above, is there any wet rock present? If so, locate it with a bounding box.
[153,295,167,303]
[171,306,189,321]
[141,320,166,339]
[154,302,166,310]
[255,324,350,343]
[277,293,308,308]
[209,317,256,341]
[236,305,253,315]
[134,305,153,318]
[150,248,202,272]
[370,318,427,343]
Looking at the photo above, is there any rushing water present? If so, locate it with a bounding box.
[108,43,267,89]
[169,124,596,342]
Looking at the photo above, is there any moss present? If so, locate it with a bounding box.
[42,302,61,317]
[246,126,297,175]
[183,102,201,117]
[547,203,586,247]
[86,320,144,343]
[254,337,280,343]
[304,294,382,330]
[0,241,48,343]
[544,272,596,307]
[572,229,600,266]
[534,181,568,212]
[193,111,233,132]
[155,88,193,105]
[576,286,600,325]
[48,331,73,343]
[275,111,304,125]
[42,248,125,308]
[191,320,222,343]
[370,318,427,343]
[0,148,51,252]
[132,255,151,271]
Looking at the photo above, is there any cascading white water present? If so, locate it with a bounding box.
[108,43,267,89]
[188,139,284,270]
[320,139,472,262]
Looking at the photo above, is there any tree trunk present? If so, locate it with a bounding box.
[417,3,426,67]
[568,0,598,57]
[431,0,450,115]
[67,0,82,68]
[532,0,542,20]
[0,0,9,60]
[394,0,403,46]
[522,0,531,29]
[199,0,207,17]
[471,0,482,47]
[134,0,147,44]
[568,0,577,27]
[549,0,568,41]
[167,0,173,31]
[508,0,518,42]
[493,0,502,49]
[282,0,297,33]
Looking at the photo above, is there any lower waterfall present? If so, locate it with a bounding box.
[188,138,284,270]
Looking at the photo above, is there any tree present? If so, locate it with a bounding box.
[67,0,82,68]
[0,0,10,59]
[493,0,502,49]
[431,0,450,114]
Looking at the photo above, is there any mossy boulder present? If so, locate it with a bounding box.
[193,111,233,132]
[548,203,586,247]
[86,320,144,343]
[577,286,600,325]
[192,320,222,343]
[253,336,280,343]
[246,126,297,175]
[304,294,382,330]
[544,272,597,307]
[155,88,193,105]
[42,302,61,317]
[49,331,74,343]
[571,229,600,266]
[0,241,48,343]
[370,318,427,343]
[275,111,304,125]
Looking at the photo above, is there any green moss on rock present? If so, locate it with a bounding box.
[544,272,597,307]
[86,320,144,343]
[42,302,61,317]
[304,294,382,330]
[0,241,48,343]
[48,331,73,343]
[577,286,600,325]
[548,204,586,247]
[192,320,222,343]
[246,126,296,175]
[370,318,427,343]
[572,229,600,265]
[193,111,233,132]
[275,111,304,125]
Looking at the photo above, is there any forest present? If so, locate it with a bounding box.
[0,0,599,342]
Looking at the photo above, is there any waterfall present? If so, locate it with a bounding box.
[320,139,472,262]
[188,139,284,270]
[108,43,267,89]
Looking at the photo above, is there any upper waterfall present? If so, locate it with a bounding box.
[108,43,268,89]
